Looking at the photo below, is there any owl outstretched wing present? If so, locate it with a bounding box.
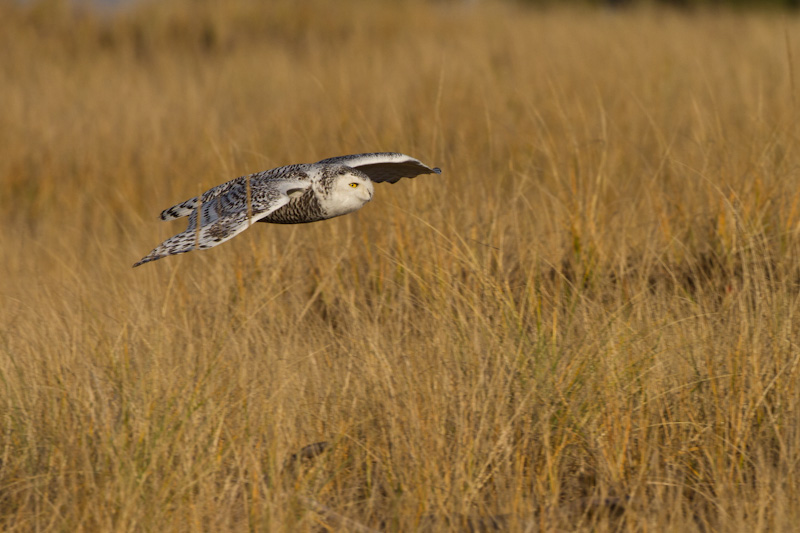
[315,152,441,184]
[134,153,441,267]
[133,176,309,267]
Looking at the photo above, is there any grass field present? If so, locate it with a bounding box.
[2,0,800,530]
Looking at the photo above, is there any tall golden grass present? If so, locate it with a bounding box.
[2,0,800,530]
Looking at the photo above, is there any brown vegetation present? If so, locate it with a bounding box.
[2,0,800,530]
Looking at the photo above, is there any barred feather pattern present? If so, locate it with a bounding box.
[133,176,294,267]
[260,165,338,224]
[261,188,324,224]
[134,152,440,267]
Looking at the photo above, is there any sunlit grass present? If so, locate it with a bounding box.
[2,0,800,530]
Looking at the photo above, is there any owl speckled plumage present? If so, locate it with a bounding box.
[133,152,441,267]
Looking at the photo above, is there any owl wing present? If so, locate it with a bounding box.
[133,175,310,267]
[315,152,441,184]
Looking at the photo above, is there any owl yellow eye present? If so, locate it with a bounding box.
[349,183,358,188]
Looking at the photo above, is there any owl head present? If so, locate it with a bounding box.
[323,166,374,218]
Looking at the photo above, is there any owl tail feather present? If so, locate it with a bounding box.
[160,197,199,221]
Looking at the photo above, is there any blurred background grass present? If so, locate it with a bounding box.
[2,0,800,530]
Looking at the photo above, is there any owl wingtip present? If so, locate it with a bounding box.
[133,254,159,268]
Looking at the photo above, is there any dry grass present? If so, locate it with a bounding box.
[2,0,800,530]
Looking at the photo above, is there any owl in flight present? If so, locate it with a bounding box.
[133,152,441,267]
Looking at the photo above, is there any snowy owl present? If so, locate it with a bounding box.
[133,152,441,267]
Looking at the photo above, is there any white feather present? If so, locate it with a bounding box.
[134,152,440,267]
